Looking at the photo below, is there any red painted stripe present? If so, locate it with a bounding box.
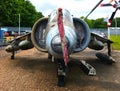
[57,8,68,66]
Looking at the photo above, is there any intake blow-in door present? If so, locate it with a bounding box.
[31,17,48,52]
[73,18,91,52]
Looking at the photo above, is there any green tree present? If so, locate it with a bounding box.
[80,16,94,28]
[93,18,106,28]
[84,17,107,28]
[86,19,94,28]
[0,0,43,27]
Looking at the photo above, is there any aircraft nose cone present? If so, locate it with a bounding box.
[51,35,69,54]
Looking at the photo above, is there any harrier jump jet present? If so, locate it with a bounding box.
[5,0,115,87]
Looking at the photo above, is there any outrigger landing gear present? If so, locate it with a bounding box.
[11,47,15,60]
[96,42,116,64]
[57,59,66,87]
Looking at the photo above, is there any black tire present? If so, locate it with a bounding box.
[57,75,65,87]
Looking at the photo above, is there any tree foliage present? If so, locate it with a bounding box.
[85,18,107,28]
[0,0,43,27]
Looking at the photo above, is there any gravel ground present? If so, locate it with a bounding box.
[0,47,120,91]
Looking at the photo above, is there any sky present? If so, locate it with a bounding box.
[29,0,120,19]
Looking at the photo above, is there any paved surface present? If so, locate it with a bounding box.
[0,47,120,91]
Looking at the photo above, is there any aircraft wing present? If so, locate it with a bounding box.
[87,32,113,53]
[91,32,113,44]
[8,32,31,43]
[90,32,116,64]
[5,32,34,53]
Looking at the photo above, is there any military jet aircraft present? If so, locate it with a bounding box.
[100,0,120,27]
[5,1,115,87]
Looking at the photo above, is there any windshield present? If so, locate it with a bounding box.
[48,9,73,27]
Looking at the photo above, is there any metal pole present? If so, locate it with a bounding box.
[19,14,20,35]
[115,18,117,38]
[108,27,110,39]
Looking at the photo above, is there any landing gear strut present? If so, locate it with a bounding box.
[11,47,15,60]
[57,59,66,87]
[107,42,111,56]
[96,42,116,64]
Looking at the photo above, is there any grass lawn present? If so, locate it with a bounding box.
[110,35,120,50]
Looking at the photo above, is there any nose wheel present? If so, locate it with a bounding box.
[56,59,67,87]
[58,75,65,87]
